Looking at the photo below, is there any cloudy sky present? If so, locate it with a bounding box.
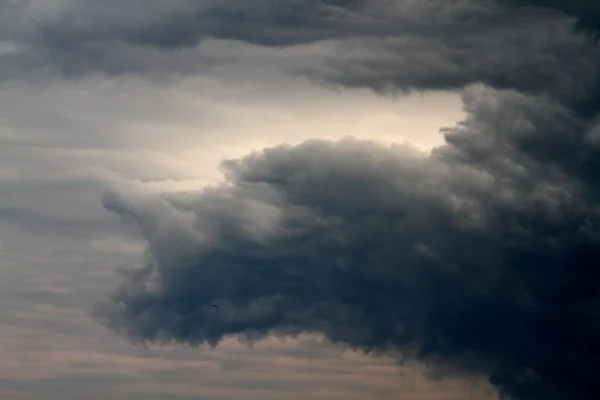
[1,1,600,399]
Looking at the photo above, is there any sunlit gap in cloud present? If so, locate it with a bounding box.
[0,56,464,193]
[156,80,465,192]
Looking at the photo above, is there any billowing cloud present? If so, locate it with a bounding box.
[95,81,600,400]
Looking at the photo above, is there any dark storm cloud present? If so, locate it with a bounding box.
[95,83,600,400]
[2,0,600,116]
[501,0,600,38]
[16,0,367,48]
[86,1,600,400]
[2,0,592,50]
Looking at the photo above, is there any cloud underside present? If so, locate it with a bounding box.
[9,1,590,400]
[2,0,600,117]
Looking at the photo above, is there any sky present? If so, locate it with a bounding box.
[1,1,600,399]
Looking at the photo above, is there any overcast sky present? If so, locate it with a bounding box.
[1,1,600,400]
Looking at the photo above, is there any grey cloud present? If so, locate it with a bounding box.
[88,3,600,398]
[1,1,583,50]
[95,81,600,400]
[3,0,600,117]
[1,0,372,49]
[0,175,129,239]
[305,16,600,117]
[16,0,584,399]
[501,0,600,38]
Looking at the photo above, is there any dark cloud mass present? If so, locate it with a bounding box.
[3,0,600,116]
[96,88,600,400]
[501,0,600,38]
[82,1,600,400]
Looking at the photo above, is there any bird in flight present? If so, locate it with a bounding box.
[209,304,218,308]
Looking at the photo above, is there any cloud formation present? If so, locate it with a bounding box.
[97,84,600,400]
[2,0,599,116]
[501,0,600,38]
[87,1,600,400]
